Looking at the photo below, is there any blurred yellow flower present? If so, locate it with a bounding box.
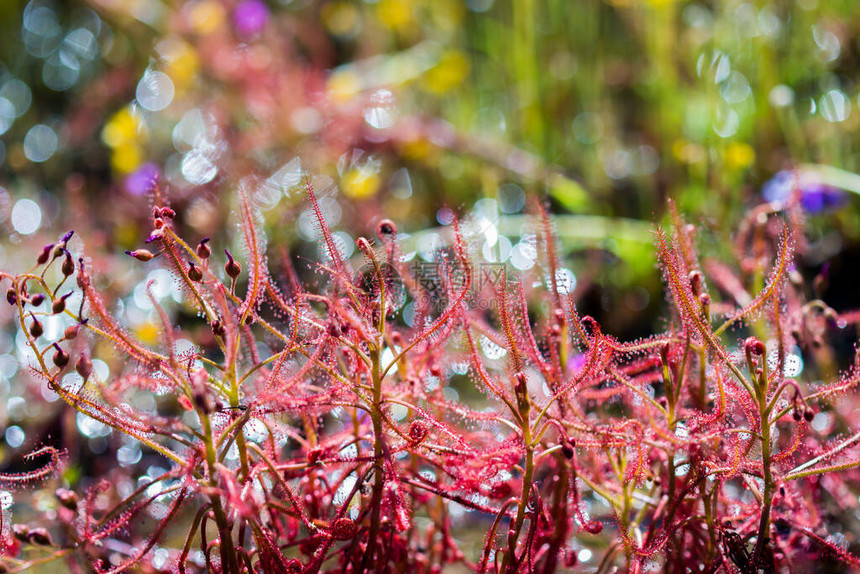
[322,1,361,38]
[135,322,161,346]
[158,38,200,93]
[102,107,147,173]
[102,107,144,149]
[187,0,226,35]
[377,0,414,33]
[111,143,143,174]
[400,137,435,161]
[328,70,362,103]
[342,167,381,199]
[422,50,470,94]
[724,142,755,171]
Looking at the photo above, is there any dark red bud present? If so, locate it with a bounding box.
[792,408,802,422]
[744,337,766,357]
[330,517,357,541]
[56,488,78,511]
[159,206,176,219]
[515,372,528,393]
[489,482,512,499]
[61,251,74,276]
[409,420,428,443]
[307,447,324,466]
[224,249,241,279]
[197,237,211,259]
[564,548,578,567]
[583,520,603,534]
[75,354,93,379]
[37,244,54,265]
[212,320,226,338]
[29,314,43,338]
[561,443,574,460]
[27,528,52,546]
[52,292,71,315]
[188,261,203,282]
[30,293,45,307]
[64,320,85,340]
[12,524,29,542]
[804,409,814,422]
[688,270,703,296]
[377,219,397,237]
[52,344,69,369]
[6,288,17,306]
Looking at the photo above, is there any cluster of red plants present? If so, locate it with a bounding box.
[2,182,860,573]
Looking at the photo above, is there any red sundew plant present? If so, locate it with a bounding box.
[2,183,860,573]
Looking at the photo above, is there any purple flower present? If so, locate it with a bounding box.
[124,162,160,196]
[762,170,845,213]
[233,0,269,38]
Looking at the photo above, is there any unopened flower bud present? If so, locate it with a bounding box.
[409,420,428,443]
[224,249,241,279]
[30,293,45,307]
[583,520,603,534]
[688,270,703,296]
[146,229,164,243]
[159,206,176,219]
[52,292,71,314]
[744,337,766,357]
[64,319,86,340]
[188,261,203,282]
[330,517,357,541]
[126,249,155,262]
[489,482,512,499]
[212,320,226,338]
[27,528,52,546]
[6,288,16,306]
[12,524,29,542]
[197,237,211,259]
[54,231,73,258]
[37,244,54,265]
[377,219,397,237]
[29,314,43,338]
[61,250,74,276]
[55,488,78,511]
[804,408,814,422]
[52,344,69,369]
[561,443,574,459]
[515,372,527,394]
[75,354,92,379]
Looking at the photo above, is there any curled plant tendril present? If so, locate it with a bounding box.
[0,447,64,488]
